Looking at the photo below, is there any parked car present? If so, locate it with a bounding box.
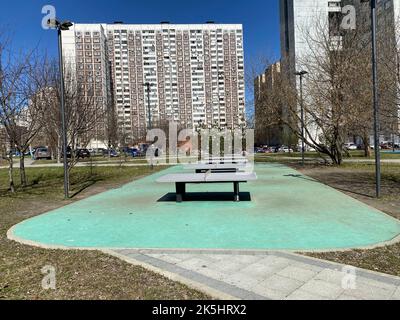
[139,143,149,153]
[130,148,143,157]
[61,147,90,159]
[60,146,73,159]
[76,149,91,159]
[90,148,106,156]
[254,147,264,154]
[121,147,133,154]
[277,146,294,153]
[344,143,358,151]
[103,149,119,157]
[380,143,392,150]
[263,147,275,153]
[34,147,52,160]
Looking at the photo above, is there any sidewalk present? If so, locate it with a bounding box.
[108,249,400,300]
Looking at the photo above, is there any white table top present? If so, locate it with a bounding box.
[157,172,258,183]
[183,163,249,170]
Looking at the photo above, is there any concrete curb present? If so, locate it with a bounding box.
[103,249,239,300]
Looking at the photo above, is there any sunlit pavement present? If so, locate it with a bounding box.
[109,249,400,300]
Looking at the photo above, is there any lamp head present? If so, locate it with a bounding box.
[60,21,73,31]
[295,70,308,76]
[47,19,73,30]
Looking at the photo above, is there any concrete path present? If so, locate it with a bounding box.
[108,250,400,300]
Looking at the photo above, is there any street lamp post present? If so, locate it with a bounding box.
[361,0,381,198]
[144,82,153,131]
[295,70,308,167]
[48,19,73,199]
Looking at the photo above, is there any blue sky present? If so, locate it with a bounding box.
[0,0,281,114]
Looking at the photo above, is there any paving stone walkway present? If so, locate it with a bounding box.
[109,250,400,300]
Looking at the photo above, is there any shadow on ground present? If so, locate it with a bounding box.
[158,192,252,202]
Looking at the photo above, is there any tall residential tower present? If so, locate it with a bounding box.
[280,0,400,144]
[61,23,246,146]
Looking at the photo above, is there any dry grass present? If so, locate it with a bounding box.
[0,166,210,300]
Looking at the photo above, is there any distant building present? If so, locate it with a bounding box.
[280,0,400,145]
[254,61,284,146]
[279,0,344,144]
[342,0,400,145]
[61,23,246,146]
[280,0,343,82]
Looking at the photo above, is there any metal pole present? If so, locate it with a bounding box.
[371,0,381,198]
[300,74,305,166]
[58,28,69,199]
[146,83,152,130]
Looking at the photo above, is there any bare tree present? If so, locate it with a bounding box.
[36,60,107,193]
[255,16,379,164]
[0,35,34,191]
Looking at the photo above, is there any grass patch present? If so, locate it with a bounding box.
[31,157,149,166]
[306,244,400,277]
[0,166,210,300]
[255,150,400,160]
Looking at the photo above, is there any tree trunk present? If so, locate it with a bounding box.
[57,135,62,164]
[20,154,27,187]
[364,145,372,158]
[8,151,15,193]
[336,150,343,165]
[329,143,344,166]
[363,134,371,157]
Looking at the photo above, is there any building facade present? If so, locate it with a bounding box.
[254,62,285,146]
[343,0,400,145]
[280,0,343,82]
[61,23,246,146]
[279,0,344,145]
[280,0,400,146]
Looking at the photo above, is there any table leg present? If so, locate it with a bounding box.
[176,183,186,203]
[234,182,240,202]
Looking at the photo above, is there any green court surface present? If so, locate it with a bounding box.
[9,164,400,251]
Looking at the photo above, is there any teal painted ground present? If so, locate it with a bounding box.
[10,164,400,251]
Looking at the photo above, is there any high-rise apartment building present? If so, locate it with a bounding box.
[280,0,343,81]
[280,0,400,145]
[61,23,246,146]
[279,0,344,143]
